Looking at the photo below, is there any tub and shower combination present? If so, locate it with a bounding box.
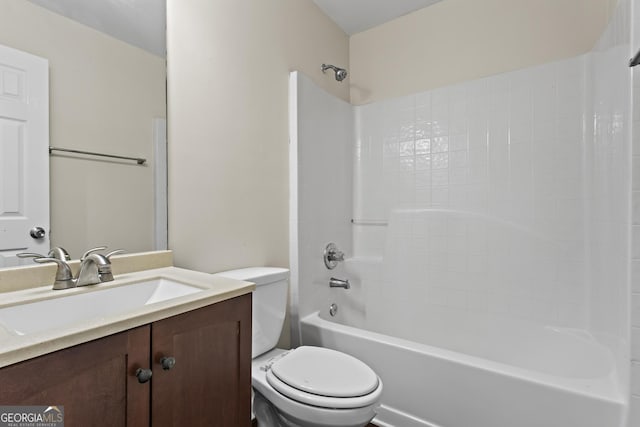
[301,293,624,427]
[296,210,626,427]
[299,210,627,426]
[289,2,631,425]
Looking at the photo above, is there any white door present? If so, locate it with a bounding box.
[0,44,49,268]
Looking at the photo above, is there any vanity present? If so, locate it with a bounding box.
[0,251,254,426]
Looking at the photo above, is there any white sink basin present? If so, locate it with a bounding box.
[0,278,204,336]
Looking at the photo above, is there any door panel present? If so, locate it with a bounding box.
[151,295,252,427]
[0,44,49,267]
[0,326,151,426]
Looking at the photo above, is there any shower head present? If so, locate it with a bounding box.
[321,64,348,82]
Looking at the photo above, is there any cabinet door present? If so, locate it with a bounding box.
[151,294,252,427]
[0,326,151,426]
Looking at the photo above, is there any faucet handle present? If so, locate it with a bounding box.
[48,247,71,261]
[81,246,108,261]
[32,257,75,290]
[19,249,71,262]
[95,250,123,283]
[323,243,345,269]
[105,249,125,260]
[91,253,116,283]
[77,253,113,286]
[17,252,46,259]
[329,249,345,262]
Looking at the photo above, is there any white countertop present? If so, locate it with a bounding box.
[0,266,255,368]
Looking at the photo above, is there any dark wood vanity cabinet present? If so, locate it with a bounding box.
[0,294,252,427]
[0,325,150,426]
[151,293,252,427]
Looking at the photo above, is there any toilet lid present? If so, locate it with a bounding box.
[266,368,382,409]
[269,346,379,398]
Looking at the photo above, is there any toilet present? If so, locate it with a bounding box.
[213,267,382,427]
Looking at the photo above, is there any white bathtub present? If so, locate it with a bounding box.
[300,311,626,427]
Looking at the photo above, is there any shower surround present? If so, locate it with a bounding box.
[289,2,631,425]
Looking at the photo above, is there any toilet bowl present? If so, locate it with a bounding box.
[213,267,382,427]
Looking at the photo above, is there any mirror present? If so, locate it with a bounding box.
[0,0,166,265]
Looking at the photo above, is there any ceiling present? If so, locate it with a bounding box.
[312,0,444,35]
[26,0,165,56]
[24,0,442,57]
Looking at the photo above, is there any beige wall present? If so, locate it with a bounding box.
[167,0,349,273]
[166,0,615,349]
[0,0,166,258]
[350,0,618,104]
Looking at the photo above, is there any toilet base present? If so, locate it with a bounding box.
[254,391,291,427]
[254,390,374,427]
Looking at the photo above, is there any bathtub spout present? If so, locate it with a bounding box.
[329,277,350,289]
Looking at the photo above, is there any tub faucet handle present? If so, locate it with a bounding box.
[324,242,345,269]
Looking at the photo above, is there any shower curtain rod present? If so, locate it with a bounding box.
[351,219,388,226]
[49,146,147,165]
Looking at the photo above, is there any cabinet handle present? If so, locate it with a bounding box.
[160,356,176,370]
[135,368,153,383]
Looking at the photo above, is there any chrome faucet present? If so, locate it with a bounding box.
[17,246,123,290]
[76,247,124,287]
[32,257,75,290]
[76,253,112,287]
[17,248,74,290]
[329,277,350,289]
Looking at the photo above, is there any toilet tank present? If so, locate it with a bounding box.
[213,267,289,358]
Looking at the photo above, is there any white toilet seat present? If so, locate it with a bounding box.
[252,348,383,427]
[265,346,382,409]
[266,369,382,409]
[270,346,379,397]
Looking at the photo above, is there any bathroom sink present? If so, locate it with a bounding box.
[0,278,204,336]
